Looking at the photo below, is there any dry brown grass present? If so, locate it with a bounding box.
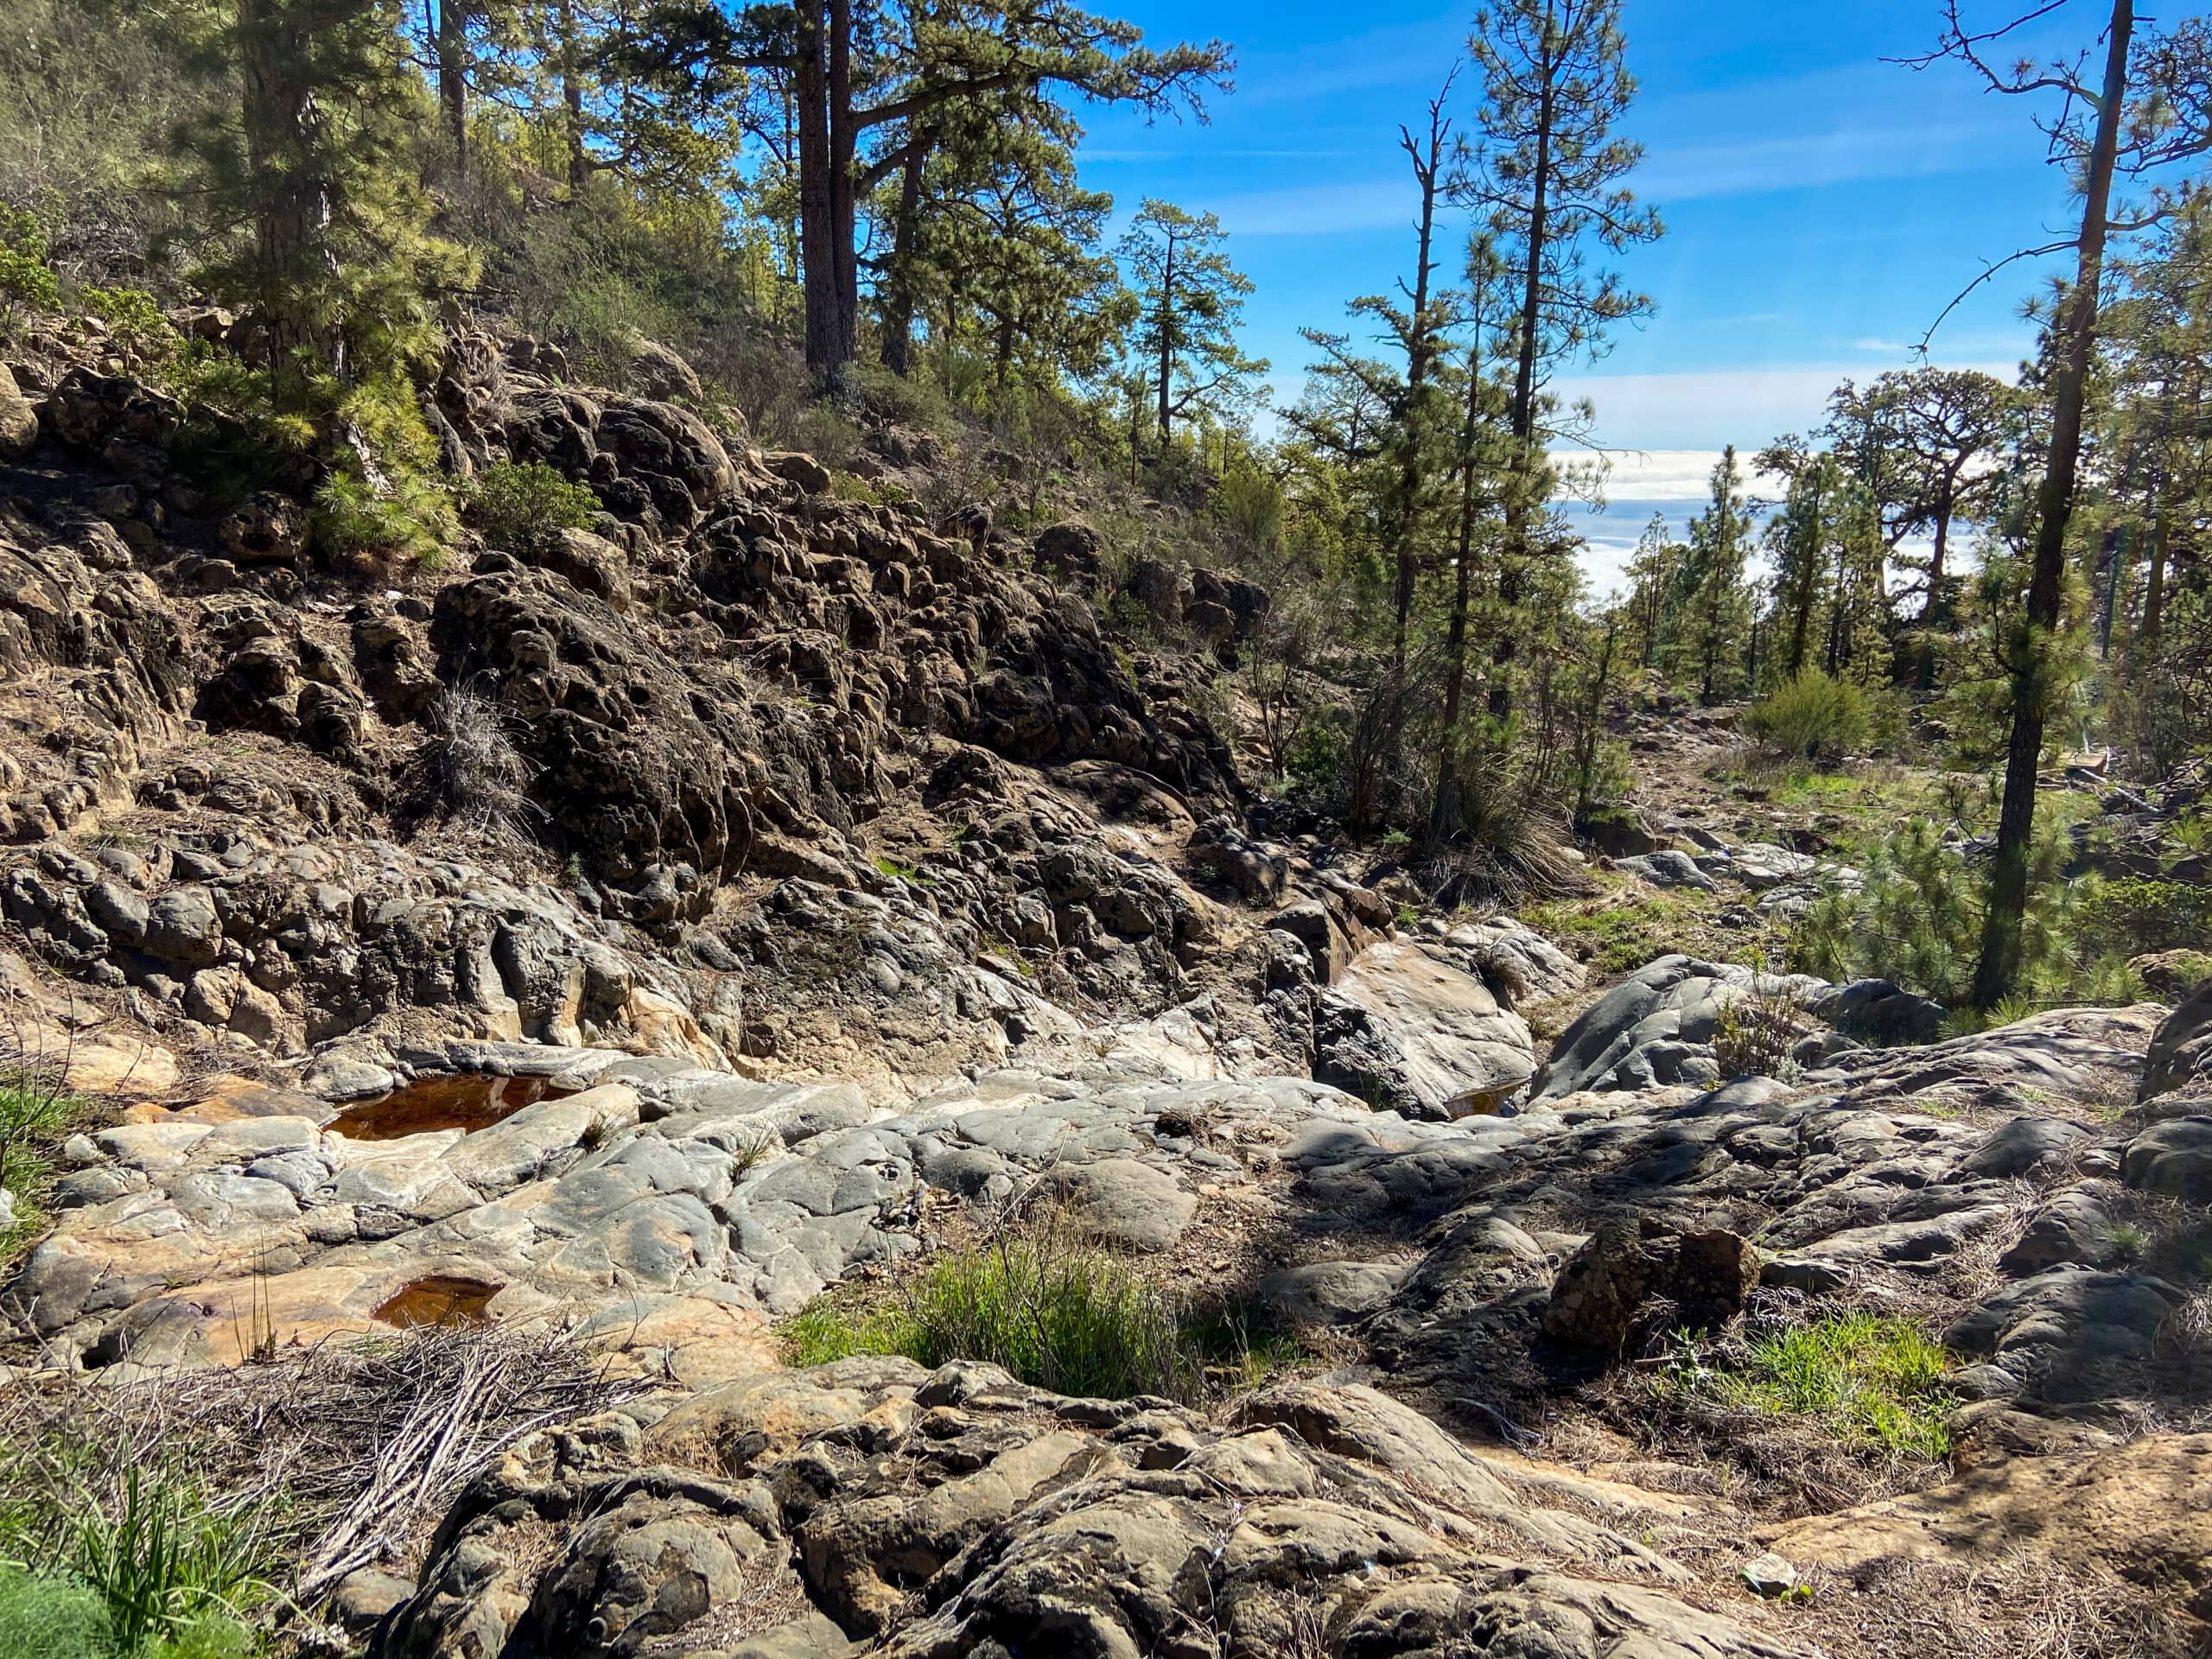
[0,1321,652,1607]
[1787,1551,2209,1659]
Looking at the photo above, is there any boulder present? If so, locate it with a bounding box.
[1803,976,1946,1044]
[1314,942,1535,1118]
[0,363,38,458]
[1530,954,1823,1102]
[2123,1116,2212,1202]
[1541,1217,1759,1355]
[620,334,702,403]
[219,492,310,564]
[2139,980,2212,1107]
[1945,1265,2189,1390]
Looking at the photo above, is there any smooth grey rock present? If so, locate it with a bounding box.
[1945,1266,2188,1386]
[2122,1116,2212,1202]
[1961,1116,2089,1179]
[1530,955,1825,1103]
[1253,1260,1410,1325]
[1315,943,1535,1118]
[1999,1187,2117,1275]
[1027,1157,1195,1251]
[1618,850,1718,891]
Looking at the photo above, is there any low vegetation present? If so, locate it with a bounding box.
[1522,884,1752,978]
[1741,670,1872,766]
[785,1225,1300,1403]
[1656,1310,1956,1462]
[0,1464,269,1659]
[0,1071,89,1262]
[461,461,603,559]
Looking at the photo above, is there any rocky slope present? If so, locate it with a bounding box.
[3,324,2210,1659]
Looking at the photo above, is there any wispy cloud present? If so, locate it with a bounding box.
[1631,119,2014,203]
[1851,337,1912,353]
[1208,179,1414,237]
[1233,13,1463,108]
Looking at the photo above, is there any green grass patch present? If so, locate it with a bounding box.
[868,853,936,887]
[0,1077,91,1266]
[1662,1312,1955,1460]
[784,1230,1303,1402]
[1523,887,1721,978]
[0,1464,270,1659]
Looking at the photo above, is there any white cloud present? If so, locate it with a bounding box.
[1551,359,2020,453]
[1630,119,2013,203]
[1554,448,1787,503]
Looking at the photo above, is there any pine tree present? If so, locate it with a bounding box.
[1766,452,1842,682]
[1909,0,2212,1003]
[1118,200,1268,449]
[1455,0,1662,719]
[1682,446,1752,703]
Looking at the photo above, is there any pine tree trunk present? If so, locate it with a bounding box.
[1972,0,2132,1008]
[1429,359,1486,842]
[1786,476,1821,676]
[828,0,858,372]
[1155,232,1176,444]
[1491,76,1554,724]
[795,1,840,380]
[238,0,340,378]
[880,143,926,376]
[1392,124,1442,690]
[557,0,588,193]
[438,0,469,175]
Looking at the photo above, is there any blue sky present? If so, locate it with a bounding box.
[1073,0,2093,588]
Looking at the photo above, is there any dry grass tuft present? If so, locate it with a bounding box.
[407,681,538,841]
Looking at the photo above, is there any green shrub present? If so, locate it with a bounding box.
[0,207,60,333]
[1284,719,1347,790]
[0,1468,267,1659]
[1662,1312,1955,1460]
[0,1074,85,1259]
[65,1471,268,1658]
[1743,670,1869,766]
[461,461,601,559]
[0,1570,107,1659]
[314,470,456,569]
[785,1228,1299,1402]
[1785,813,2123,1011]
[2074,879,2212,958]
[79,286,178,364]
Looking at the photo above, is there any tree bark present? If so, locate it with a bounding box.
[880,141,927,376]
[556,0,588,194]
[1155,228,1177,443]
[437,0,469,175]
[1430,350,1487,842]
[1972,0,2132,1008]
[238,0,340,377]
[1391,104,1446,690]
[1490,67,1554,723]
[1785,473,1823,676]
[795,1,840,379]
[828,0,858,372]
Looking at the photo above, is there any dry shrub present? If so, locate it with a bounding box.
[1710,975,1809,1082]
[407,682,537,841]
